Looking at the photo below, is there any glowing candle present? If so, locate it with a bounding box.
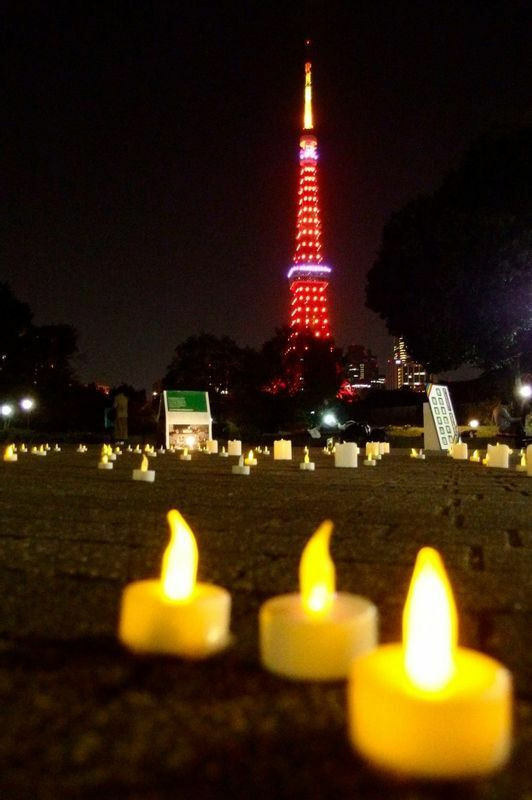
[260,521,378,680]
[366,442,381,460]
[219,446,229,458]
[98,454,113,470]
[227,440,242,457]
[299,447,315,471]
[119,510,231,658]
[19,443,27,453]
[379,442,390,455]
[54,444,61,452]
[3,445,17,462]
[334,442,358,468]
[451,442,468,460]
[206,439,218,454]
[244,449,257,466]
[32,445,47,457]
[273,439,292,460]
[348,547,512,778]
[410,448,425,460]
[470,449,480,463]
[486,443,510,469]
[132,454,155,482]
[232,455,250,476]
[515,450,527,473]
[180,447,191,461]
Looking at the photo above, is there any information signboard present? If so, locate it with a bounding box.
[424,384,459,450]
[163,390,211,449]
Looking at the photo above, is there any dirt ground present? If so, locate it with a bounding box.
[1,445,531,799]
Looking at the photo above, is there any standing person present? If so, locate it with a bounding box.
[113,391,128,443]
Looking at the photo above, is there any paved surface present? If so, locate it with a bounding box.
[1,446,531,800]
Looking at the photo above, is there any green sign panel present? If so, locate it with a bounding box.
[166,391,208,413]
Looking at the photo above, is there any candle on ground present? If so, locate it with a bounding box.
[232,455,250,476]
[515,450,527,472]
[132,454,155,482]
[19,443,27,453]
[486,443,510,469]
[206,439,218,454]
[410,448,425,460]
[119,510,231,657]
[451,441,468,460]
[98,454,113,470]
[219,446,229,458]
[244,449,257,466]
[470,449,481,463]
[180,447,191,461]
[379,442,390,455]
[299,447,315,471]
[334,442,358,468]
[32,445,47,456]
[227,439,242,457]
[348,547,512,778]
[3,445,17,462]
[273,439,292,460]
[260,521,377,680]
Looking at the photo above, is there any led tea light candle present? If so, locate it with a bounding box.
[260,521,378,680]
[232,455,250,476]
[219,446,229,458]
[244,449,257,466]
[133,445,142,454]
[348,547,512,778]
[263,446,270,456]
[180,447,191,462]
[334,442,358,468]
[119,510,231,658]
[515,450,527,473]
[32,445,47,456]
[3,445,17,462]
[486,443,510,469]
[98,454,113,470]
[19,443,27,453]
[132,454,155,482]
[379,442,390,455]
[410,448,425,460]
[470,449,481,463]
[53,444,61,452]
[206,439,218,454]
[227,440,242,457]
[299,447,315,471]
[366,442,381,460]
[273,439,292,460]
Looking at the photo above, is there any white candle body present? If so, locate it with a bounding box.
[132,469,155,482]
[227,440,242,457]
[119,580,231,658]
[348,644,512,778]
[260,592,378,680]
[299,461,315,471]
[452,443,468,460]
[486,444,510,469]
[273,439,292,460]
[206,439,218,454]
[363,459,376,467]
[180,453,192,461]
[3,454,18,462]
[334,443,358,468]
[98,461,113,470]
[379,442,390,455]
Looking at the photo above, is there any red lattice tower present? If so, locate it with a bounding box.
[287,58,332,353]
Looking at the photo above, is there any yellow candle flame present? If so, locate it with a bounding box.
[299,520,335,618]
[411,448,418,457]
[521,452,526,467]
[141,455,149,471]
[472,449,479,460]
[161,509,198,602]
[403,547,457,692]
[183,447,188,457]
[304,451,310,464]
[248,450,254,460]
[4,445,14,460]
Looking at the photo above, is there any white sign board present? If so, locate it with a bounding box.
[424,384,458,450]
[163,390,212,450]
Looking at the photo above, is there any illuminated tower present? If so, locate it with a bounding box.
[287,57,332,351]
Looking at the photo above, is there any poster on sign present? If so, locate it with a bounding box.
[424,384,459,450]
[163,391,211,450]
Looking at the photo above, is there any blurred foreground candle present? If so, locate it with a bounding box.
[132,454,155,482]
[232,455,250,476]
[206,439,218,454]
[3,445,17,462]
[334,442,358,468]
[273,439,292,460]
[486,443,510,469]
[119,510,231,657]
[227,439,242,457]
[348,547,512,778]
[98,454,113,470]
[260,521,377,680]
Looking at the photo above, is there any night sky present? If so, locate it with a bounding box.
[4,1,531,391]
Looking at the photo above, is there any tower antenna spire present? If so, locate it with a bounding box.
[303,57,313,131]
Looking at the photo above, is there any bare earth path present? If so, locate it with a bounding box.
[1,447,531,799]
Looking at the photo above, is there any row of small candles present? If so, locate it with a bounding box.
[119,510,512,780]
[410,441,532,473]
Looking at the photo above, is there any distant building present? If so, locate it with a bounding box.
[386,337,427,391]
[339,345,384,398]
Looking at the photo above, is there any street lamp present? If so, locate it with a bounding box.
[20,397,35,428]
[518,384,532,400]
[1,403,14,430]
